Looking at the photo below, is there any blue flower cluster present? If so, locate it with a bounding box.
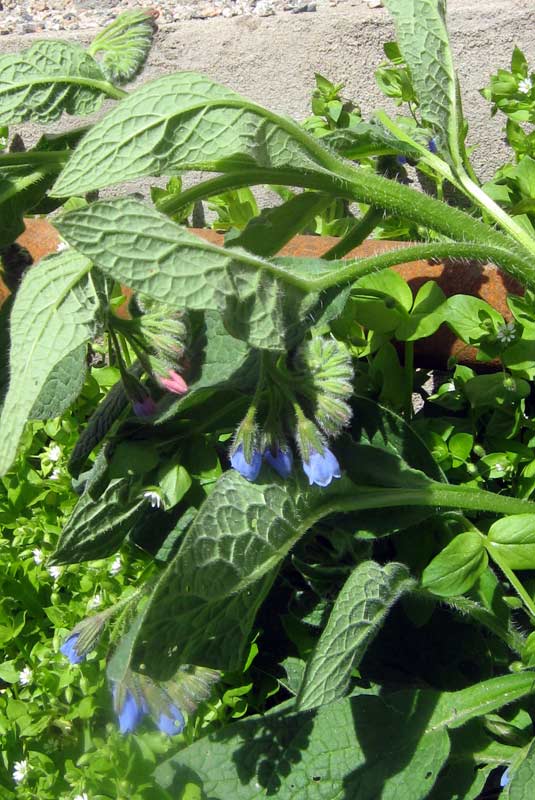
[112,682,185,736]
[231,442,341,487]
[60,632,185,736]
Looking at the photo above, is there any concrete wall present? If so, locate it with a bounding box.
[2,0,535,196]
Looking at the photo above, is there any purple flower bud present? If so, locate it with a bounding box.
[302,447,341,487]
[113,684,144,734]
[264,447,293,479]
[500,768,510,788]
[230,444,262,482]
[157,704,185,736]
[60,633,84,665]
[133,396,157,418]
[396,154,408,165]
[427,138,438,154]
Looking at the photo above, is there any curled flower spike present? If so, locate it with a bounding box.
[158,369,188,395]
[60,633,84,665]
[264,446,293,479]
[231,443,262,482]
[157,704,185,736]
[302,447,341,488]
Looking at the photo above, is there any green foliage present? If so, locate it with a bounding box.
[0,41,119,125]
[7,4,535,799]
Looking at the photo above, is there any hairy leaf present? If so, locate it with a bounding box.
[383,0,465,167]
[68,375,130,478]
[0,40,113,124]
[55,198,342,350]
[87,9,156,85]
[51,71,335,196]
[297,561,414,710]
[155,673,535,800]
[0,250,98,476]
[51,477,145,564]
[29,344,87,420]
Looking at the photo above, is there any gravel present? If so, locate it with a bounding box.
[0,0,353,36]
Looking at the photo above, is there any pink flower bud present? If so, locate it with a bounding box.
[158,369,188,395]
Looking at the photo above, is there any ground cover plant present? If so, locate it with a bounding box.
[5,1,535,797]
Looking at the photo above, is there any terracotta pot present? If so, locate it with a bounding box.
[14,219,521,368]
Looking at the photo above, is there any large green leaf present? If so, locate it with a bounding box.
[297,561,414,711]
[51,71,335,196]
[383,0,465,167]
[0,250,98,476]
[55,198,342,350]
[155,673,535,800]
[0,41,116,125]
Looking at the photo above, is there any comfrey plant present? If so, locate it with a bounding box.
[6,1,535,797]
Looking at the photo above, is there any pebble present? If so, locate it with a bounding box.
[0,0,347,35]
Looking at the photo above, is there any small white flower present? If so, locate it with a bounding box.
[48,444,61,462]
[518,77,532,94]
[496,321,516,344]
[19,667,32,686]
[144,490,163,509]
[73,793,89,800]
[49,468,61,481]
[48,565,62,581]
[13,759,28,783]
[109,556,121,576]
[494,463,505,473]
[32,548,43,565]
[56,241,69,253]
[88,593,102,610]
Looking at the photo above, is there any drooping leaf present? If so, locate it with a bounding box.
[421,532,488,597]
[51,477,145,564]
[87,9,157,85]
[68,373,131,478]
[155,672,535,800]
[487,514,535,570]
[0,41,114,125]
[51,71,336,196]
[0,250,98,476]
[297,560,414,711]
[382,0,465,167]
[55,198,345,350]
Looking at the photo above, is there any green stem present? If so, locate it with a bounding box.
[310,483,535,522]
[155,168,356,217]
[322,207,383,260]
[306,241,535,293]
[487,547,535,622]
[404,341,414,421]
[0,150,70,167]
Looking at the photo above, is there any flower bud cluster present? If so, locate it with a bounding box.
[230,336,353,488]
[109,299,190,417]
